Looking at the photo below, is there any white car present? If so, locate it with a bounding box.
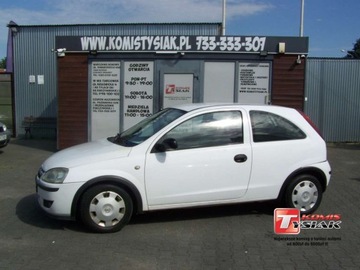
[36,104,331,233]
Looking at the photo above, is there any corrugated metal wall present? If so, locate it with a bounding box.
[305,58,360,142]
[12,23,220,138]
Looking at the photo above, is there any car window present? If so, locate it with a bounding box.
[158,111,243,151]
[250,110,306,142]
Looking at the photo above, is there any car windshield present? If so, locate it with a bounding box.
[108,108,186,146]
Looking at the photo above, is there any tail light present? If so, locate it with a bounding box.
[297,110,323,138]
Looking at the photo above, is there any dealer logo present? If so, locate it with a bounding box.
[274,208,300,235]
[165,84,176,94]
[274,208,342,235]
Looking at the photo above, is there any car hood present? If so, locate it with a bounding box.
[42,139,132,170]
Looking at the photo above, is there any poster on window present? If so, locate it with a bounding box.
[238,62,270,104]
[123,62,154,130]
[163,74,193,107]
[91,61,120,140]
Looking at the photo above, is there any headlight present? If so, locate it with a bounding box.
[2,124,6,131]
[41,168,69,184]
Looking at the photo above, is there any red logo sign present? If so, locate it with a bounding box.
[165,84,175,94]
[274,208,300,235]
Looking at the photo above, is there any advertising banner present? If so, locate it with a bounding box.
[91,61,120,140]
[163,74,193,107]
[56,35,309,54]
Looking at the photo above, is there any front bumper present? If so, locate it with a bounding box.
[0,133,10,148]
[35,176,84,219]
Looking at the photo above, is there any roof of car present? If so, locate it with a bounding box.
[171,103,275,112]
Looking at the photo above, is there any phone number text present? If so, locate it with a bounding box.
[196,36,266,52]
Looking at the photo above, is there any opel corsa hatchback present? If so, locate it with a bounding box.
[36,104,331,233]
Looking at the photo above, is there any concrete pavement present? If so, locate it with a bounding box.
[0,139,359,269]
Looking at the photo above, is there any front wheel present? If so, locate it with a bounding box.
[79,185,133,233]
[284,175,323,214]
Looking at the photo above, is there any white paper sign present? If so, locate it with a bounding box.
[37,75,44,85]
[29,75,36,84]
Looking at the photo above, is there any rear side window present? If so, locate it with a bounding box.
[250,110,306,142]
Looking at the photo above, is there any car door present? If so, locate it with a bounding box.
[145,110,252,208]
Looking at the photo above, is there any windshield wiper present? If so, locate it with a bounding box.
[108,133,135,147]
[108,133,123,144]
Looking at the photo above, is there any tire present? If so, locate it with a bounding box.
[284,174,323,214]
[79,185,133,233]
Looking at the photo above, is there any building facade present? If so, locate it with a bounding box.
[7,22,308,149]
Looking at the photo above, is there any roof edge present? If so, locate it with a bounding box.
[9,21,222,28]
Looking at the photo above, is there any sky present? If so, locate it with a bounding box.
[0,0,359,59]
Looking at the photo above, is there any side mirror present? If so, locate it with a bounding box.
[154,138,178,152]
[163,138,178,149]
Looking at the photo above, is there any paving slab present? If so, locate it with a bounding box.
[0,139,359,269]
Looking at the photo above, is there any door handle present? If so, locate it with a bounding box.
[234,154,247,163]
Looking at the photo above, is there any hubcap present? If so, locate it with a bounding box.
[89,191,126,227]
[291,180,318,212]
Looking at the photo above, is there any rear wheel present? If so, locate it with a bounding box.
[79,185,133,233]
[285,175,322,214]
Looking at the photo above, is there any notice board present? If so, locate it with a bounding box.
[90,61,121,140]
